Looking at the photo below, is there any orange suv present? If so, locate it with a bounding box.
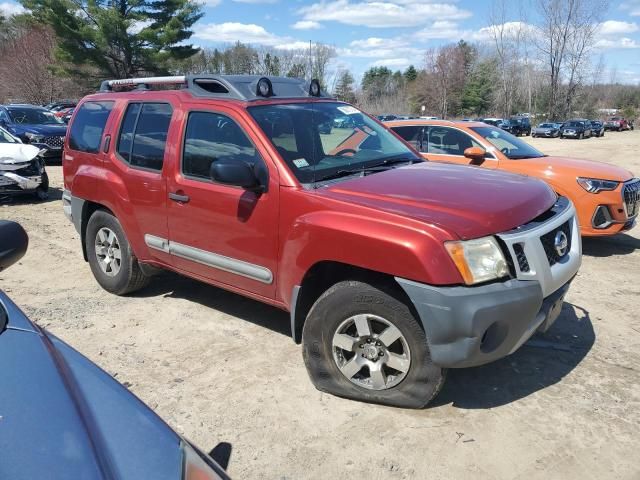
[388,120,639,236]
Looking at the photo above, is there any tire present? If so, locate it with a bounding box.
[35,171,49,201]
[86,210,150,295]
[302,280,446,409]
[531,134,536,138]
[579,132,583,139]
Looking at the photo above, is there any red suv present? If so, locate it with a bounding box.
[63,75,582,408]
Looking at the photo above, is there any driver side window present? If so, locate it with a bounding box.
[182,111,261,181]
[424,127,482,155]
[0,110,10,124]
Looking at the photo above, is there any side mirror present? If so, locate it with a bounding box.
[0,221,28,273]
[464,146,487,165]
[210,160,266,193]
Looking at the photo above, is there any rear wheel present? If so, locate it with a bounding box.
[579,132,584,139]
[302,280,446,408]
[86,210,150,295]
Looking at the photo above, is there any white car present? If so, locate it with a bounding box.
[0,126,49,200]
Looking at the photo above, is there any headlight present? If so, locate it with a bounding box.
[445,236,509,285]
[577,177,619,193]
[25,132,45,143]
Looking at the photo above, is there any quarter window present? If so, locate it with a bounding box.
[182,111,260,181]
[117,103,172,171]
[68,101,114,153]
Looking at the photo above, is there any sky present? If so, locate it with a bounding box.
[2,0,640,85]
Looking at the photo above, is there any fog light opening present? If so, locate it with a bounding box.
[480,322,508,354]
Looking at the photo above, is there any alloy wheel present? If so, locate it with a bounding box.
[332,314,411,390]
[95,227,122,277]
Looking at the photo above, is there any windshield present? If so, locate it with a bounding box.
[564,121,582,128]
[0,127,18,143]
[538,123,554,128]
[248,102,420,184]
[471,126,545,159]
[8,108,63,125]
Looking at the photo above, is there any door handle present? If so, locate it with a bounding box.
[169,192,190,203]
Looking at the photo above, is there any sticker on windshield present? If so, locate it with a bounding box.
[337,106,360,115]
[293,158,309,168]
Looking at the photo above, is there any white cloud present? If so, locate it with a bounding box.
[194,22,286,45]
[413,20,465,40]
[275,41,314,50]
[298,0,472,28]
[596,37,640,49]
[0,1,24,16]
[470,21,537,42]
[599,20,638,35]
[292,20,323,30]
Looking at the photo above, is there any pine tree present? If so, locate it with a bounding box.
[334,70,356,103]
[21,0,203,78]
[403,65,417,82]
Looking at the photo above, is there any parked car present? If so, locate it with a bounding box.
[590,120,605,137]
[45,101,77,112]
[481,117,504,127]
[63,75,582,408]
[0,126,49,200]
[560,119,592,139]
[377,114,398,122]
[0,221,229,480]
[604,117,630,131]
[333,114,356,128]
[0,104,67,160]
[509,116,532,136]
[532,122,562,138]
[388,119,638,237]
[61,107,75,124]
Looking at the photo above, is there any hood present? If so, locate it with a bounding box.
[316,162,557,239]
[0,291,184,480]
[10,123,67,137]
[524,156,633,182]
[0,143,40,167]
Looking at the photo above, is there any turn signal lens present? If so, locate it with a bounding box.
[445,236,509,285]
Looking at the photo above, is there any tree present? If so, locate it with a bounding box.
[22,0,203,78]
[534,0,608,119]
[461,60,496,116]
[403,65,418,82]
[334,70,356,103]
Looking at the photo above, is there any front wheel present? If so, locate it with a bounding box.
[302,280,446,408]
[579,132,584,139]
[86,210,150,295]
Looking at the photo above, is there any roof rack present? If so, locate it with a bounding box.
[98,74,331,101]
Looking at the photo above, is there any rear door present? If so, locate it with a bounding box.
[107,101,174,265]
[422,126,497,168]
[165,105,279,299]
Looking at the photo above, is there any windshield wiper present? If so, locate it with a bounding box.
[315,157,418,183]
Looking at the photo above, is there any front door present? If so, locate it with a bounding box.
[166,106,279,299]
[422,126,497,168]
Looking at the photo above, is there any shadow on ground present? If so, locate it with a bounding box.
[131,271,291,337]
[432,303,594,409]
[0,186,63,205]
[582,234,640,257]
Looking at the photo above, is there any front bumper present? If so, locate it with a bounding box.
[0,160,46,194]
[396,277,572,368]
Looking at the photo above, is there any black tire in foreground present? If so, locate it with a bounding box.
[86,210,150,295]
[302,280,446,408]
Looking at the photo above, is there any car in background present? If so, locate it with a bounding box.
[0,104,67,160]
[333,114,356,128]
[560,119,592,139]
[0,220,229,480]
[510,116,532,136]
[61,107,75,124]
[377,114,398,122]
[0,126,49,200]
[604,117,630,131]
[532,122,562,138]
[45,101,76,112]
[387,119,638,237]
[480,117,503,127]
[53,106,74,119]
[590,120,605,137]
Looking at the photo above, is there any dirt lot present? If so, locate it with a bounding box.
[2,130,640,479]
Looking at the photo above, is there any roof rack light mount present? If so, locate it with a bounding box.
[98,74,331,102]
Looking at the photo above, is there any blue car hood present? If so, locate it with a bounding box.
[0,292,183,480]
[10,124,67,136]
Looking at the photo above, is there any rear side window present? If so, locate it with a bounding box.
[68,101,114,153]
[182,111,259,180]
[117,103,172,171]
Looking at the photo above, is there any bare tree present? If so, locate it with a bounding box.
[535,0,608,119]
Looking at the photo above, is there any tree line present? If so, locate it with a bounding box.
[0,0,639,120]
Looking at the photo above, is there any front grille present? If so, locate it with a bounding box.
[540,221,572,266]
[513,243,530,272]
[15,160,40,176]
[42,136,64,148]
[623,179,640,218]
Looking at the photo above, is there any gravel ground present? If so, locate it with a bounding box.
[1,130,639,479]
